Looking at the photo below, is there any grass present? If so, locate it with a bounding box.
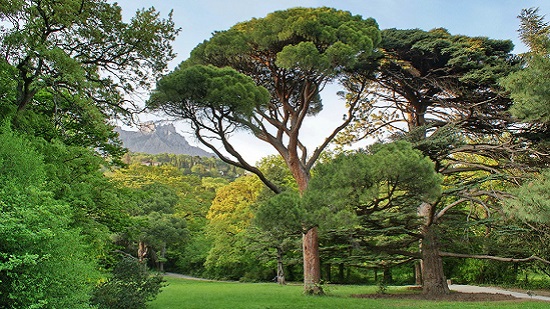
[149,277,549,309]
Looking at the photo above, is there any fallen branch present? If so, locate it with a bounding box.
[439,252,550,265]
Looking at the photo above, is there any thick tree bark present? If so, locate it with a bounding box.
[420,227,450,295]
[303,227,322,294]
[418,202,449,295]
[288,159,323,294]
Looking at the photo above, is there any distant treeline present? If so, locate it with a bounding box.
[123,152,244,179]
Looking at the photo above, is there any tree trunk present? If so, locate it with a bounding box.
[418,202,449,295]
[289,161,322,294]
[415,261,423,286]
[324,263,332,282]
[338,263,345,283]
[383,267,392,284]
[420,227,449,295]
[303,227,323,294]
[276,247,286,285]
[159,244,166,272]
[138,241,148,262]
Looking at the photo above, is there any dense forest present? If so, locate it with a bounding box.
[1,1,549,308]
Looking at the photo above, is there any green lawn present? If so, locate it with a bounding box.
[149,277,548,309]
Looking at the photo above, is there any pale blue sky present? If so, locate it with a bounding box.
[115,0,550,162]
[118,0,550,65]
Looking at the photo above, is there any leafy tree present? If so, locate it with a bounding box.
[204,175,266,279]
[502,7,550,222]
[338,27,534,295]
[108,163,223,272]
[500,8,550,157]
[143,212,188,272]
[516,7,550,56]
[501,8,550,278]
[148,7,381,293]
[91,256,164,309]
[0,0,179,157]
[0,129,100,308]
[254,191,304,285]
[305,141,441,280]
[128,184,188,271]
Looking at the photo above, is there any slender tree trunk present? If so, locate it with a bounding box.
[415,261,423,286]
[324,263,332,282]
[138,241,148,262]
[338,263,345,283]
[276,247,286,285]
[383,267,392,284]
[159,244,166,272]
[303,227,322,294]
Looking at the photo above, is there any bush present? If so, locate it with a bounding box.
[92,257,165,309]
[453,259,517,284]
[0,130,99,309]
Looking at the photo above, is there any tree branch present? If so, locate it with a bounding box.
[439,252,550,265]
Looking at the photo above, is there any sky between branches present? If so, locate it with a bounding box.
[116,0,550,163]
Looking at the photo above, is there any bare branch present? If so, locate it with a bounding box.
[435,198,468,222]
[439,252,550,265]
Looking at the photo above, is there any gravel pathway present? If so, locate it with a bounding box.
[449,284,550,301]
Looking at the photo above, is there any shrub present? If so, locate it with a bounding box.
[91,257,165,309]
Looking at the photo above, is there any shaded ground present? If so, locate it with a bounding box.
[352,291,518,302]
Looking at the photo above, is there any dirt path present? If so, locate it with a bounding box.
[449,284,550,301]
[164,272,217,281]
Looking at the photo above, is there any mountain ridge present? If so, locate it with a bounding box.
[115,123,215,157]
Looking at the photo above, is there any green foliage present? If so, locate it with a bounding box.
[306,141,441,266]
[0,130,99,309]
[149,65,270,120]
[183,6,380,119]
[124,152,242,180]
[308,141,441,228]
[501,55,550,123]
[501,8,550,124]
[148,7,382,201]
[32,137,134,254]
[255,191,304,236]
[0,0,178,158]
[1,0,178,110]
[517,7,550,56]
[256,155,297,192]
[0,125,45,187]
[505,169,550,223]
[190,7,380,76]
[341,27,517,145]
[453,259,518,285]
[204,175,267,279]
[91,257,165,309]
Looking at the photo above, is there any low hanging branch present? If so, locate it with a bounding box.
[439,252,550,265]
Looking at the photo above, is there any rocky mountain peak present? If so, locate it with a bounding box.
[115,123,215,157]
